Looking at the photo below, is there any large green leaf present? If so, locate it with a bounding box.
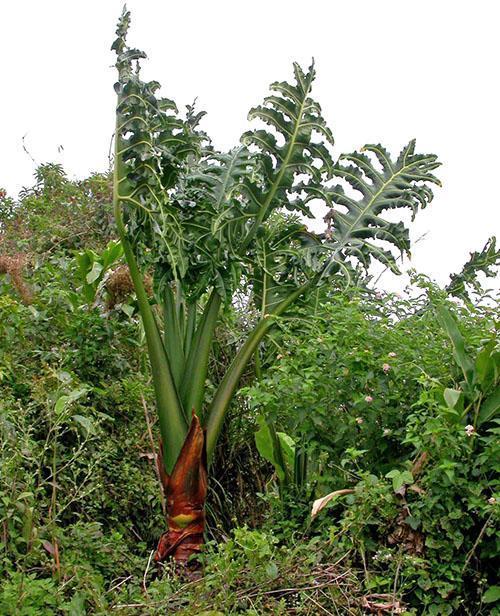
[113,9,189,471]
[255,416,285,481]
[172,62,335,303]
[254,416,295,483]
[190,147,254,236]
[241,62,334,239]
[171,146,255,301]
[315,140,441,279]
[482,585,500,604]
[113,12,207,284]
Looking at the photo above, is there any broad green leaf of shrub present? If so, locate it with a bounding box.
[483,585,500,604]
[475,340,498,390]
[86,261,103,285]
[255,416,285,481]
[255,416,296,482]
[276,431,295,470]
[54,387,89,415]
[385,469,414,492]
[101,239,123,268]
[443,388,462,410]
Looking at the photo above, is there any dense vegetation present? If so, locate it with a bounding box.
[1,12,499,614]
[1,163,498,615]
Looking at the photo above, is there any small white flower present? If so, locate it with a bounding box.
[382,363,391,373]
[465,424,475,437]
[365,395,373,403]
[388,352,397,358]
[355,417,364,425]
[383,428,392,436]
[488,497,496,505]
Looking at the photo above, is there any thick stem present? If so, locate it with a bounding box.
[155,413,208,567]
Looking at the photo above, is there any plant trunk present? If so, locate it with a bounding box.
[154,412,208,567]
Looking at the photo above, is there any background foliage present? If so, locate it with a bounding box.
[0,166,498,614]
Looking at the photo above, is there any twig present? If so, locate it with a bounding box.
[319,588,342,616]
[245,572,349,599]
[372,232,429,287]
[141,394,167,517]
[462,513,493,575]
[22,133,37,164]
[304,590,335,615]
[130,526,143,542]
[142,550,154,595]
[112,574,208,609]
[108,575,133,593]
[391,553,403,615]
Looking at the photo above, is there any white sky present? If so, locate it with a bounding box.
[1,0,499,289]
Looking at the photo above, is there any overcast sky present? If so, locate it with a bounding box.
[1,0,498,289]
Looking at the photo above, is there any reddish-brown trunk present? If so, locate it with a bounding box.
[154,412,208,567]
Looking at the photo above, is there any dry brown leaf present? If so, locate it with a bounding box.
[311,489,354,519]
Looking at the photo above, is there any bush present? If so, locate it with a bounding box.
[246,283,499,612]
